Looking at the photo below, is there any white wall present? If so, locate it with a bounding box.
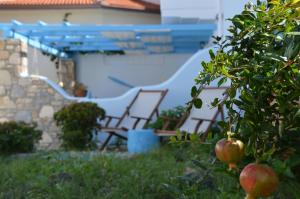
[38,48,215,115]
[84,48,219,118]
[0,9,160,24]
[161,0,219,21]
[75,53,192,98]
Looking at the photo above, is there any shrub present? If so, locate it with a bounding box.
[0,121,42,154]
[180,0,300,197]
[147,106,186,130]
[192,0,300,176]
[54,102,105,150]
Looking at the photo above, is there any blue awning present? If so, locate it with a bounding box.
[0,20,216,57]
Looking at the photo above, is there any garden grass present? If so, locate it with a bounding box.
[1,144,296,199]
[0,146,207,199]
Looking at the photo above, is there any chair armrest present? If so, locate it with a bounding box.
[191,117,215,122]
[106,115,122,120]
[104,115,122,127]
[130,115,150,121]
[129,115,151,129]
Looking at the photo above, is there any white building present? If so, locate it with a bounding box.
[0,0,249,98]
[0,0,250,148]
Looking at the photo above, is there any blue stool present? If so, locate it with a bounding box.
[127,129,160,154]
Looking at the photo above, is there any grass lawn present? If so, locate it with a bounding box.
[0,145,210,199]
[1,143,297,199]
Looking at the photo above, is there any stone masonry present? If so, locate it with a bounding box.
[0,39,74,149]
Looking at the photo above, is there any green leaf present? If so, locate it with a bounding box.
[169,136,177,143]
[227,87,236,98]
[189,133,199,142]
[193,98,203,109]
[231,15,245,30]
[209,49,215,59]
[217,77,227,87]
[268,0,280,5]
[240,90,252,102]
[211,98,220,107]
[294,109,300,118]
[191,86,198,98]
[191,160,208,170]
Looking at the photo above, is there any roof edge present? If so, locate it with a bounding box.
[100,4,160,14]
[0,0,160,13]
[0,4,102,10]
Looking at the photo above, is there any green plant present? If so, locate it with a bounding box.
[147,106,186,130]
[164,138,300,199]
[73,82,87,97]
[0,147,187,199]
[54,102,105,150]
[0,121,42,154]
[163,142,244,199]
[177,1,300,198]
[193,0,300,178]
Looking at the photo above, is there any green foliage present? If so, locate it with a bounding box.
[163,160,244,199]
[0,148,186,199]
[164,138,300,199]
[0,143,297,198]
[0,121,42,154]
[54,102,105,150]
[194,0,300,167]
[165,139,244,198]
[147,106,186,130]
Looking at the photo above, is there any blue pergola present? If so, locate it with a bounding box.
[0,20,216,57]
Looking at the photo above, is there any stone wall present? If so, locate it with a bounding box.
[0,39,72,149]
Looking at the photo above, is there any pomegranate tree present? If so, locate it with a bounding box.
[240,163,279,199]
[190,0,300,197]
[215,136,244,170]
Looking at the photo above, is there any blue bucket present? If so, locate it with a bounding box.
[127,129,160,154]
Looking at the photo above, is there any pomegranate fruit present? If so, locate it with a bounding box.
[240,163,279,199]
[215,138,244,170]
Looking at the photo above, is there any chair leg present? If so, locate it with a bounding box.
[108,131,127,140]
[100,133,113,151]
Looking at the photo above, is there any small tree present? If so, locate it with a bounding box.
[54,102,105,150]
[193,0,300,167]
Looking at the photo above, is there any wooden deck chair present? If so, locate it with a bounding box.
[156,87,228,141]
[99,89,168,150]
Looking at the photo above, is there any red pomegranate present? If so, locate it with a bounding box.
[215,138,244,170]
[240,163,279,199]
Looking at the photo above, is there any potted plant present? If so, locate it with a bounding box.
[74,82,87,97]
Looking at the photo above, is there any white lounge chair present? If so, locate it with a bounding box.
[156,87,228,141]
[99,89,168,150]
